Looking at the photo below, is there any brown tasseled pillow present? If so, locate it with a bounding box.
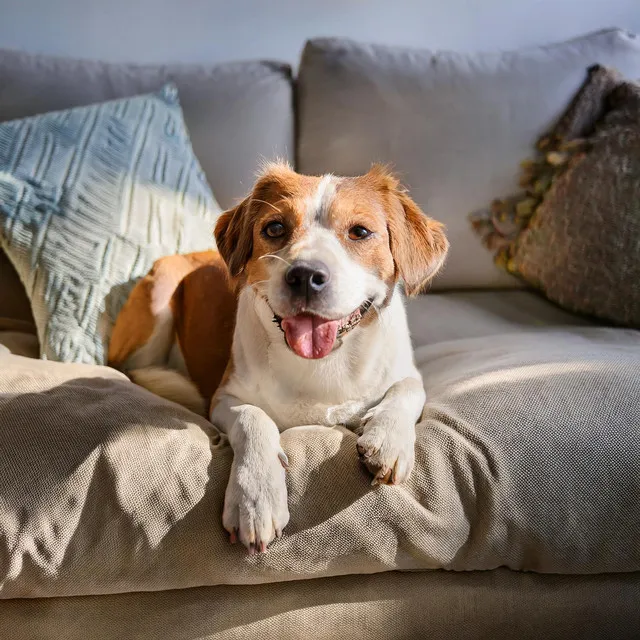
[471,65,640,328]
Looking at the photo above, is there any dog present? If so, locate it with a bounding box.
[108,162,448,554]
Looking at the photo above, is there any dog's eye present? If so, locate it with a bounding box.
[263,221,286,239]
[348,225,372,240]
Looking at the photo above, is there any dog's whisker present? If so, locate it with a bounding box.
[248,281,270,296]
[251,198,282,213]
[258,254,292,267]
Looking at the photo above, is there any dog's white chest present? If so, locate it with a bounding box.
[246,346,390,430]
[223,287,419,432]
[265,393,373,431]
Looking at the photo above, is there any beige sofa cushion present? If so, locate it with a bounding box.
[296,28,640,290]
[405,290,596,345]
[1,570,639,640]
[1,328,639,598]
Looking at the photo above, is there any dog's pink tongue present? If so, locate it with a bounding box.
[281,315,340,359]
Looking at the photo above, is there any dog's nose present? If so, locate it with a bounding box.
[285,260,331,297]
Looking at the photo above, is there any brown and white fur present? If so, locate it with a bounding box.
[109,163,448,554]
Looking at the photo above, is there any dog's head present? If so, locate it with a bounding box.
[215,163,448,360]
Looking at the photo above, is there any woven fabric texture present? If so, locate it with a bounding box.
[0,85,221,364]
[0,327,638,599]
[1,570,640,640]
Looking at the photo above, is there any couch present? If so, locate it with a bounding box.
[1,28,639,639]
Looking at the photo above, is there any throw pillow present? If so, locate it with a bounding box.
[471,65,640,328]
[0,84,221,364]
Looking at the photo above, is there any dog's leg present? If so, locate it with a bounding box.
[109,254,211,415]
[356,377,425,486]
[211,394,289,553]
[109,256,189,369]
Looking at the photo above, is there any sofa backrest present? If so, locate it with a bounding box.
[0,49,294,324]
[4,29,640,325]
[296,28,640,290]
[0,49,294,209]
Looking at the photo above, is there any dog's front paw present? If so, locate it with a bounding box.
[222,448,290,554]
[357,409,416,486]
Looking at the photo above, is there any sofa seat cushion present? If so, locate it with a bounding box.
[296,28,640,290]
[406,290,597,346]
[1,327,639,598]
[0,329,640,598]
[2,570,640,640]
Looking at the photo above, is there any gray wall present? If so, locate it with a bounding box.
[0,0,639,64]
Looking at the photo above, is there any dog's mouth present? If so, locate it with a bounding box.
[271,299,373,359]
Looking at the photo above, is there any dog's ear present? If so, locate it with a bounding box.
[214,196,253,277]
[389,191,448,296]
[215,162,296,277]
[367,165,449,296]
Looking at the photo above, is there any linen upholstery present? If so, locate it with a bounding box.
[405,289,596,345]
[0,328,638,599]
[1,570,639,640]
[296,28,640,290]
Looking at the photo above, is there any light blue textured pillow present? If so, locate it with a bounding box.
[0,84,221,364]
